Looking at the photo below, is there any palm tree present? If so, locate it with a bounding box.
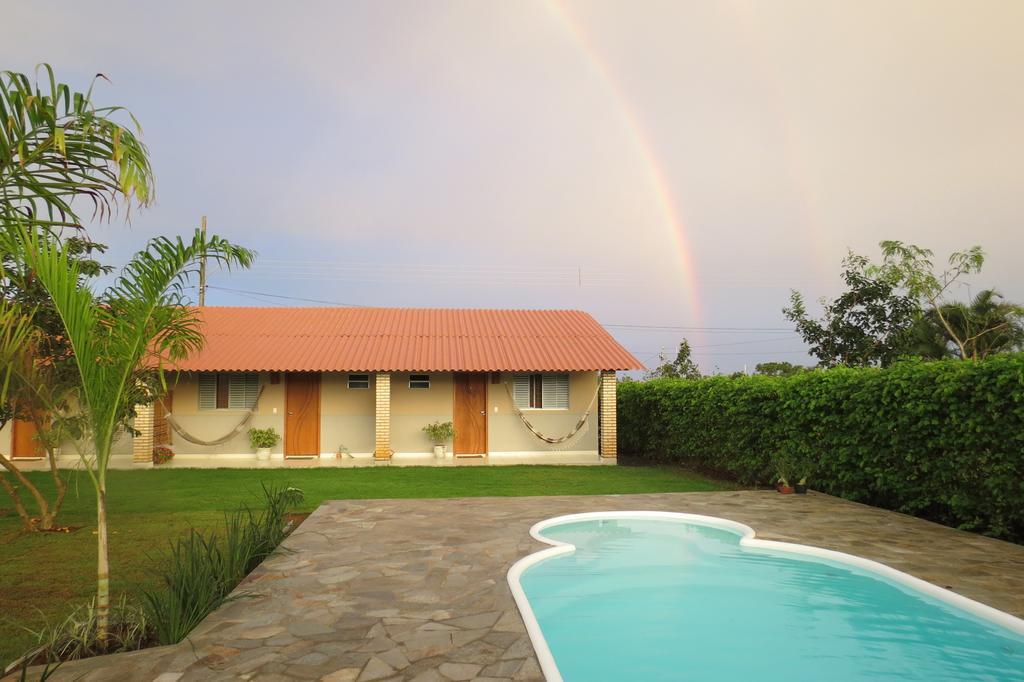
[6,225,253,641]
[947,289,1024,359]
[906,289,1024,360]
[0,64,154,229]
[1,64,154,531]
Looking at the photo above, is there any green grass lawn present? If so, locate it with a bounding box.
[0,465,729,665]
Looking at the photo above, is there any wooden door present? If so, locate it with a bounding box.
[285,373,320,456]
[153,391,173,447]
[11,418,42,458]
[453,373,487,455]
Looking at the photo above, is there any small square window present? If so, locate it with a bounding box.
[409,374,430,389]
[347,374,369,389]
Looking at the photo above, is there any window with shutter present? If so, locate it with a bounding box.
[199,373,258,409]
[228,373,259,409]
[198,373,217,410]
[512,373,569,409]
[513,374,531,408]
[545,373,569,409]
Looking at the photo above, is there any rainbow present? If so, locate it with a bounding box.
[544,0,704,324]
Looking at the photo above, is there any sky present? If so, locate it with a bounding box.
[4,0,1023,372]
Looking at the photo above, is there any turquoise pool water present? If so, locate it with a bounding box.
[516,516,1024,681]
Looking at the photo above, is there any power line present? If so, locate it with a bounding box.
[204,286,801,339]
[205,285,367,307]
[631,336,800,353]
[604,323,793,333]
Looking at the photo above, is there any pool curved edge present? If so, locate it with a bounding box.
[506,510,1024,682]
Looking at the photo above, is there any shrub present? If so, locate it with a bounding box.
[422,421,455,445]
[152,446,174,465]
[248,427,280,450]
[619,355,1024,541]
[139,484,303,645]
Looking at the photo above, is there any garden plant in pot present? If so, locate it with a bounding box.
[422,421,455,458]
[772,451,797,494]
[249,427,281,461]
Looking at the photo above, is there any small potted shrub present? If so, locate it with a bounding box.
[152,446,174,466]
[249,427,280,461]
[793,456,813,494]
[772,452,795,494]
[422,421,455,458]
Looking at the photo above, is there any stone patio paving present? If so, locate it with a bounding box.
[32,491,1024,681]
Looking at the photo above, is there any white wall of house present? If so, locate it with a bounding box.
[3,369,607,467]
[167,372,286,456]
[488,372,600,454]
[321,372,375,455]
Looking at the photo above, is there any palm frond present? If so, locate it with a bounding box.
[0,64,154,231]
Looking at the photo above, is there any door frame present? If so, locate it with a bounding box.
[285,372,321,457]
[452,372,488,456]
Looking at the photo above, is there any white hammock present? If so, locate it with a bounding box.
[162,386,264,447]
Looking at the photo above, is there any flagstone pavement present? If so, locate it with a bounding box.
[30,490,1024,681]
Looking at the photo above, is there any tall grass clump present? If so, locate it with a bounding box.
[140,484,303,645]
[6,596,149,677]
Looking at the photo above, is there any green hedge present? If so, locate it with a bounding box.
[618,355,1024,541]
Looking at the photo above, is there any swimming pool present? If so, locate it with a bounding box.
[508,512,1024,681]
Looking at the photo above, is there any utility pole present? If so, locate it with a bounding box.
[198,215,207,306]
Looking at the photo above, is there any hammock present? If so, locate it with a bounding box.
[503,380,600,444]
[162,386,264,447]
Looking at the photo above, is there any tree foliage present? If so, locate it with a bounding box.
[645,339,701,380]
[869,241,1012,360]
[0,64,154,230]
[4,225,253,640]
[784,251,918,367]
[753,361,808,377]
[0,65,151,531]
[906,289,1024,360]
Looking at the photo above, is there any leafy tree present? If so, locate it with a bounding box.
[869,241,1005,361]
[754,361,809,377]
[646,340,702,379]
[6,226,253,642]
[905,289,1024,360]
[0,65,154,530]
[784,251,918,367]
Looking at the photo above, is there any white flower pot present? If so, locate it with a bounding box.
[256,447,272,461]
[433,445,445,458]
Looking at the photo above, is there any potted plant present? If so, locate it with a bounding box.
[772,452,795,494]
[248,427,280,461]
[422,421,455,458]
[152,446,174,466]
[792,456,812,494]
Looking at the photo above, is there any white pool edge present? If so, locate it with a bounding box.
[506,510,1024,682]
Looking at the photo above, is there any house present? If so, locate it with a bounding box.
[119,307,643,467]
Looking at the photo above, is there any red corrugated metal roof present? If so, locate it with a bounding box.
[173,307,643,372]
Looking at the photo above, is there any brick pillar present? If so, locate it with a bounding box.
[599,370,617,460]
[132,403,154,465]
[374,373,391,459]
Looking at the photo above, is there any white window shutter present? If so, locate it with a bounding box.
[228,373,259,409]
[543,374,569,409]
[198,373,216,410]
[513,374,530,408]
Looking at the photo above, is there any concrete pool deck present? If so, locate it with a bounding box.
[34,491,1024,681]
